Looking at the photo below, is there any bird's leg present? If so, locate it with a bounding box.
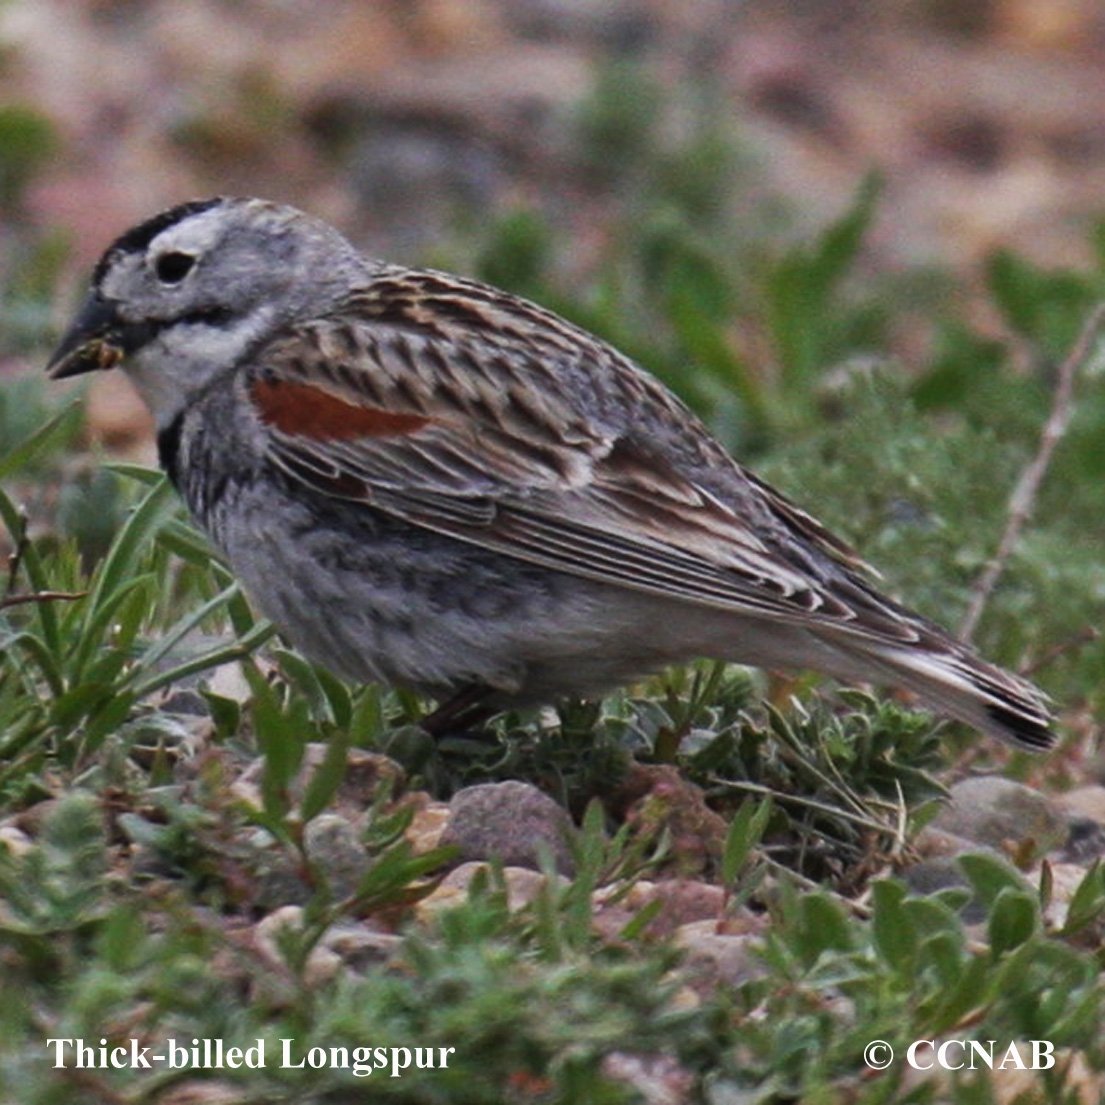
[420,683,499,738]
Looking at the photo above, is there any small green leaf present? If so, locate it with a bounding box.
[155,517,219,566]
[902,895,963,940]
[986,249,1096,356]
[96,905,148,972]
[561,800,603,950]
[871,879,918,972]
[958,853,1031,910]
[273,648,334,724]
[299,727,352,824]
[619,897,665,942]
[796,892,853,963]
[353,842,451,912]
[721,798,772,886]
[1060,859,1105,937]
[932,954,992,1031]
[0,104,59,207]
[987,887,1038,957]
[203,690,241,739]
[349,686,387,746]
[314,666,352,730]
[1037,858,1054,912]
[918,930,967,990]
[244,663,304,821]
[765,172,881,389]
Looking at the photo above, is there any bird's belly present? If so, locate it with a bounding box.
[204,486,635,695]
[200,483,741,702]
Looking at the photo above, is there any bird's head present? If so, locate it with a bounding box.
[47,197,368,426]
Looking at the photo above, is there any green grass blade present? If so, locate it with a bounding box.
[299,723,352,823]
[0,628,64,697]
[102,462,164,486]
[0,402,81,481]
[133,582,242,675]
[0,486,62,656]
[85,477,177,620]
[130,618,275,699]
[66,574,153,684]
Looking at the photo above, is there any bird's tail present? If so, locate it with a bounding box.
[832,637,1054,751]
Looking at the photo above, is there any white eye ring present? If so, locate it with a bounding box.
[154,251,196,284]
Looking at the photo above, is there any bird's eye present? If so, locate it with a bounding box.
[154,251,196,284]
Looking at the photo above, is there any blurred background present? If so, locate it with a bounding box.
[2,0,1104,720]
[4,0,1105,447]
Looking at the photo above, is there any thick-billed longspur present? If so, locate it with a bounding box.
[47,197,1053,748]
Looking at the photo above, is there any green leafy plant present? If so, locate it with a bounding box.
[1,432,272,797]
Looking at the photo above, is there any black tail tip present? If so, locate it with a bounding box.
[986,702,1056,752]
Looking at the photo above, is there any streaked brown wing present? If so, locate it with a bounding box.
[244,278,917,642]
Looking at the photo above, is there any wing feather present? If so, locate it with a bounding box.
[246,278,918,644]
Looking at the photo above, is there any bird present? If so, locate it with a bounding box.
[46,196,1053,749]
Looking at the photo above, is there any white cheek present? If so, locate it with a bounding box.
[121,356,192,426]
[122,306,277,427]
